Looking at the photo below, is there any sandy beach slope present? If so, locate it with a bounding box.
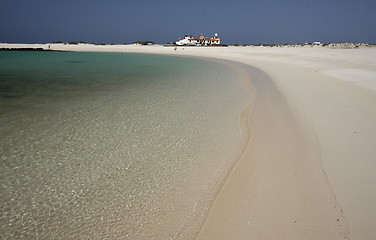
[2,43,376,239]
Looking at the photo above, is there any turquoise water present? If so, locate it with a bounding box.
[0,51,251,239]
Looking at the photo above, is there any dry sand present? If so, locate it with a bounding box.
[2,43,376,239]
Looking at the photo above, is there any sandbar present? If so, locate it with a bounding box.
[2,43,376,239]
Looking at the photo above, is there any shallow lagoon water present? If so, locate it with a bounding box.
[0,51,250,239]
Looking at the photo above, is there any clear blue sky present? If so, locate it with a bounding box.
[1,0,375,44]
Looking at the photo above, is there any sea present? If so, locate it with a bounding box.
[0,51,251,239]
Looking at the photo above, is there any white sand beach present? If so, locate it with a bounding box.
[2,43,376,239]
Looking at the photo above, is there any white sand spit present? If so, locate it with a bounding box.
[2,43,376,240]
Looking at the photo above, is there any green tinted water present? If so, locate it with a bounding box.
[0,51,251,239]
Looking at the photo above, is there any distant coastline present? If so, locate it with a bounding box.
[1,42,375,51]
[0,47,64,52]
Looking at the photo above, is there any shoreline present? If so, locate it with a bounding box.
[195,62,350,239]
[2,43,376,239]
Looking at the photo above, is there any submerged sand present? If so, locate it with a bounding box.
[2,43,376,240]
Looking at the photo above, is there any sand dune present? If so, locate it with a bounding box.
[2,43,376,239]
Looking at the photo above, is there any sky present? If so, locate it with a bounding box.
[1,0,375,44]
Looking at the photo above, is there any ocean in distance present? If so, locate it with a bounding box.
[0,51,251,239]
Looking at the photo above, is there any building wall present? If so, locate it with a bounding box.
[176,34,220,46]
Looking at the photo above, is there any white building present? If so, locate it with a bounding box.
[175,33,220,46]
[205,33,220,45]
[175,35,197,46]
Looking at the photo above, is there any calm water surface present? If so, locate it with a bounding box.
[0,51,250,239]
